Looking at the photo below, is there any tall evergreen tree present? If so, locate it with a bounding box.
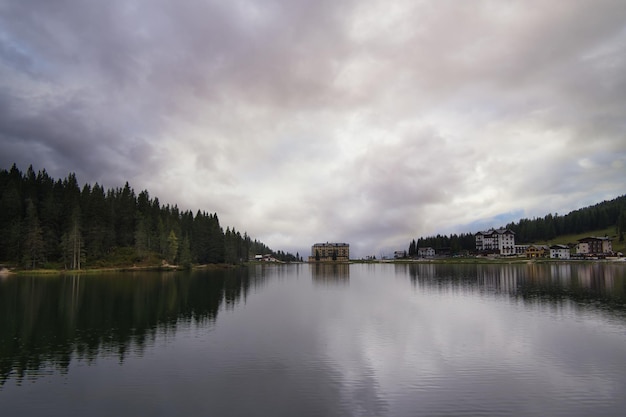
[22,199,45,268]
[61,206,84,270]
[166,230,179,264]
[178,234,192,269]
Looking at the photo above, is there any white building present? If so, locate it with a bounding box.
[475,228,516,255]
[418,247,435,258]
[550,244,570,259]
[515,245,529,256]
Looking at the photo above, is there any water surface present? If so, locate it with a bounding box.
[1,263,625,416]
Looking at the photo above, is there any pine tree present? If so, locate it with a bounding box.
[166,230,179,264]
[619,211,626,236]
[62,206,85,270]
[135,215,150,258]
[22,200,45,268]
[0,175,23,262]
[179,235,192,269]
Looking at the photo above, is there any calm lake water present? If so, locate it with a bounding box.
[1,263,626,416]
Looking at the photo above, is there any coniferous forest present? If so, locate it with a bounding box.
[0,164,298,269]
[408,194,626,255]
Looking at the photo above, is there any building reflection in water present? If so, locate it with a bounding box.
[404,262,626,311]
[311,263,350,286]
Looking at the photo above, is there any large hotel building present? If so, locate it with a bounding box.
[309,242,350,262]
[475,228,516,255]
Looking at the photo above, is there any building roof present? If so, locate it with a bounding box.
[475,228,515,236]
[578,236,611,242]
[527,245,549,250]
[550,244,569,249]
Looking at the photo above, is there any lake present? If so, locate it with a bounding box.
[1,263,626,416]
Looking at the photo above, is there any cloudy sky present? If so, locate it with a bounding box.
[1,0,625,258]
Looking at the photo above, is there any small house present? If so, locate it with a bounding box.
[549,244,570,259]
[418,247,435,258]
[526,245,549,258]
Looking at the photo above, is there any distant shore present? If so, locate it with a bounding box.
[354,256,626,264]
[0,263,242,276]
[2,257,624,276]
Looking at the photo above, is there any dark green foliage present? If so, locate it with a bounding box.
[409,233,476,254]
[178,235,192,269]
[272,250,298,262]
[166,230,178,264]
[60,205,85,269]
[408,239,416,256]
[22,199,45,268]
[0,164,293,267]
[618,211,626,241]
[506,196,626,243]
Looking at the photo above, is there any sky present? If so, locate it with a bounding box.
[1,0,625,259]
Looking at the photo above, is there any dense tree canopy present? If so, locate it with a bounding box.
[0,164,295,268]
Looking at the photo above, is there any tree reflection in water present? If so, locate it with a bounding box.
[0,268,255,385]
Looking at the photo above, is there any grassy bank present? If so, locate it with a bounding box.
[4,262,242,276]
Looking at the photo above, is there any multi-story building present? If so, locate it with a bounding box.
[550,244,571,259]
[576,237,613,255]
[309,242,350,262]
[515,245,529,256]
[475,228,516,255]
[417,247,435,258]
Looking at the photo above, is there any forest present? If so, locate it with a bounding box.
[408,194,626,255]
[0,164,299,269]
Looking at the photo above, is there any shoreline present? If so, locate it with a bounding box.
[1,263,242,276]
[2,257,624,276]
[354,257,626,265]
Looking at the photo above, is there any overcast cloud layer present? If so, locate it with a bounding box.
[1,0,625,258]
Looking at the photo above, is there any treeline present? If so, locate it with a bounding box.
[505,195,626,243]
[0,164,297,269]
[408,233,476,256]
[408,194,626,254]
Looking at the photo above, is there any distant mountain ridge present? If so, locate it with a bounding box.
[408,194,626,255]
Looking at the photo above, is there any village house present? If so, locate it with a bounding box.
[475,228,516,255]
[253,254,280,262]
[549,244,571,259]
[526,245,549,258]
[418,247,436,258]
[309,242,350,262]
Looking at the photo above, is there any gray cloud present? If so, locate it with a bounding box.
[1,0,625,258]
